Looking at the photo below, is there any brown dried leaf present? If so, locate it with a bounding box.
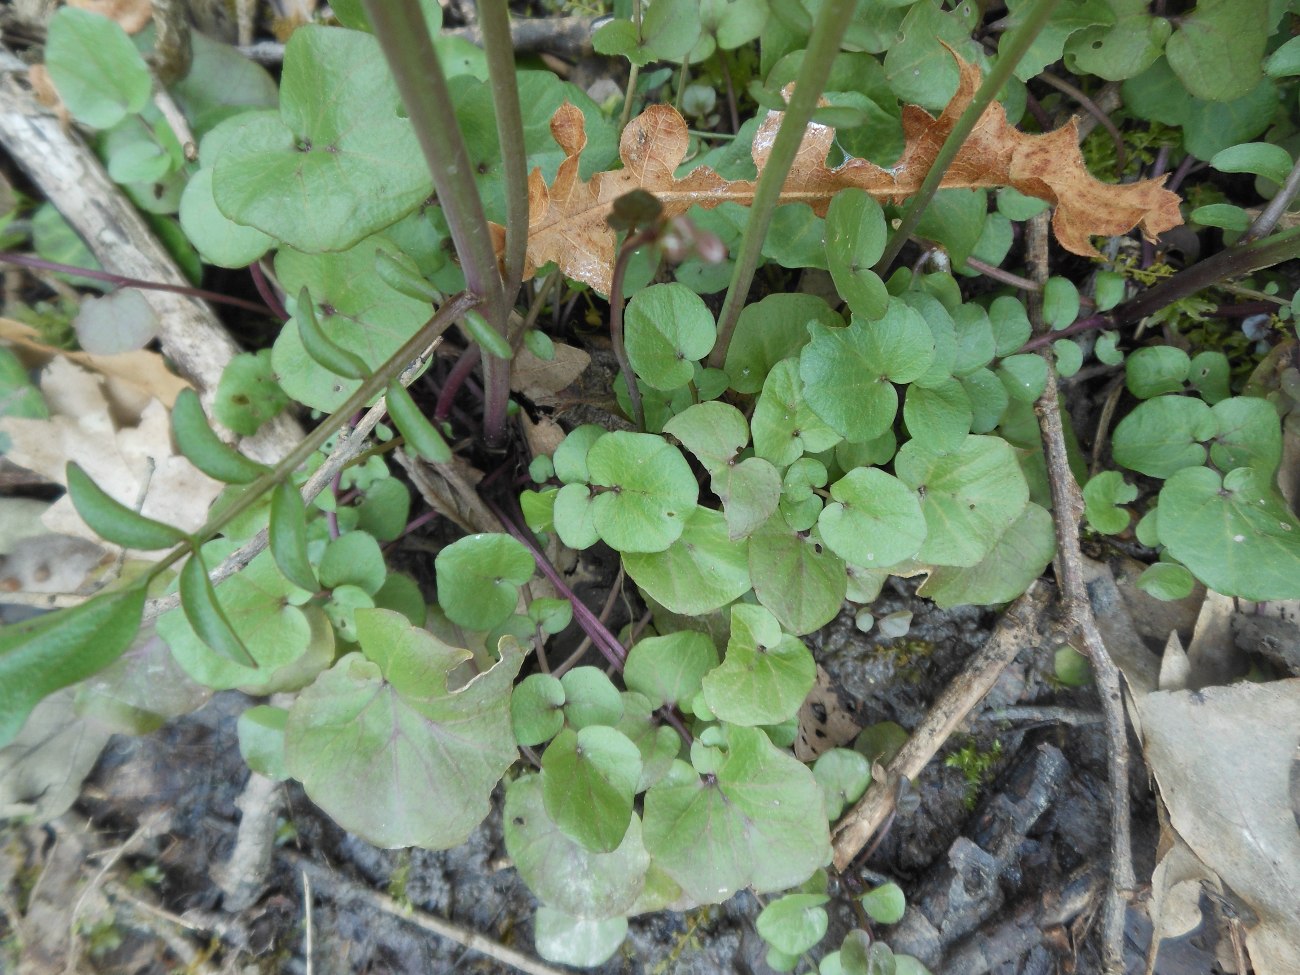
[67,0,154,34]
[795,664,864,762]
[507,50,1181,295]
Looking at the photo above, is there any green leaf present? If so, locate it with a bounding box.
[214,351,288,436]
[624,631,719,709]
[763,204,829,269]
[618,692,680,792]
[749,514,847,635]
[387,382,452,463]
[580,432,698,553]
[625,284,716,391]
[237,705,289,780]
[1001,0,1115,81]
[1043,278,1080,330]
[623,506,752,615]
[1209,396,1282,478]
[269,481,319,593]
[293,286,370,381]
[895,436,1030,568]
[664,401,749,473]
[1093,271,1127,312]
[882,0,983,110]
[1053,340,1084,378]
[641,727,830,902]
[903,378,973,453]
[528,598,572,635]
[1188,351,1231,404]
[1265,34,1300,77]
[1112,396,1213,478]
[511,674,566,747]
[1063,0,1171,81]
[434,533,534,630]
[757,893,831,956]
[989,296,1031,357]
[826,189,889,321]
[914,188,988,269]
[44,8,151,129]
[961,368,1010,433]
[715,457,783,540]
[178,166,275,269]
[799,303,935,443]
[725,294,841,394]
[212,26,430,252]
[998,354,1048,403]
[171,389,269,485]
[1055,644,1093,686]
[533,908,627,968]
[819,468,926,570]
[917,503,1055,607]
[1191,204,1251,232]
[179,550,259,669]
[1135,562,1196,601]
[1157,467,1300,600]
[594,0,701,64]
[284,613,522,848]
[1083,471,1137,535]
[996,186,1051,221]
[860,883,907,925]
[504,775,649,919]
[319,531,386,596]
[541,726,642,853]
[952,304,996,377]
[1122,60,1276,160]
[373,247,442,303]
[1095,331,1124,365]
[1165,0,1267,102]
[374,573,427,627]
[355,477,411,543]
[702,604,816,726]
[561,667,625,729]
[0,587,145,747]
[1210,143,1294,186]
[65,462,189,551]
[461,309,512,361]
[753,358,844,466]
[553,483,601,550]
[813,749,872,819]
[554,425,607,484]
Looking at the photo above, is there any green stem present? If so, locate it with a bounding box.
[478,0,528,302]
[609,227,659,430]
[362,0,510,445]
[872,0,1063,275]
[145,291,481,581]
[618,0,645,133]
[707,0,858,369]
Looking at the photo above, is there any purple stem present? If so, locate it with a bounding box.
[0,251,273,316]
[1167,153,1198,193]
[249,260,289,321]
[435,344,482,422]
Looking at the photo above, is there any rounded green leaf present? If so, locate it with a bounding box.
[860,882,907,925]
[1064,0,1171,81]
[283,612,522,849]
[1157,467,1300,600]
[623,506,752,615]
[749,514,847,635]
[903,378,973,454]
[624,284,716,390]
[1083,471,1137,535]
[237,705,289,781]
[1209,396,1282,478]
[1135,562,1196,601]
[511,673,567,747]
[725,294,841,394]
[179,167,275,269]
[715,457,783,540]
[65,462,189,551]
[45,8,151,129]
[799,304,936,442]
[617,692,680,792]
[961,367,1010,433]
[989,296,1031,356]
[1165,0,1267,102]
[624,631,719,709]
[504,775,649,919]
[1125,346,1190,399]
[952,303,996,377]
[553,424,607,484]
[819,468,926,569]
[1188,351,1231,404]
[757,893,831,956]
[584,432,698,553]
[212,26,431,252]
[1053,339,1084,378]
[752,358,844,466]
[664,401,749,473]
[1266,34,1300,77]
[533,908,627,968]
[434,533,535,630]
[541,726,642,853]
[918,502,1056,608]
[702,605,816,726]
[1093,271,1127,312]
[1112,396,1213,478]
[826,189,889,321]
[319,531,386,596]
[998,354,1048,403]
[1042,277,1080,330]
[0,587,145,747]
[560,666,624,729]
[895,435,1030,568]
[1191,204,1251,232]
[553,483,601,549]
[214,350,288,436]
[355,477,411,543]
[269,481,319,593]
[171,389,270,485]
[813,749,872,820]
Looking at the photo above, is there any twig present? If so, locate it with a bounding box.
[978,705,1103,726]
[211,770,283,912]
[302,869,314,975]
[284,850,569,975]
[1244,151,1300,242]
[1024,211,1133,974]
[965,255,1041,291]
[1036,71,1125,173]
[831,584,1050,870]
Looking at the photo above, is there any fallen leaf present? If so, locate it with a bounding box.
[509,340,592,405]
[67,0,154,34]
[73,287,160,355]
[504,48,1181,294]
[794,664,864,762]
[0,689,113,822]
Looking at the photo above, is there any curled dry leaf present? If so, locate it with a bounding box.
[506,49,1182,295]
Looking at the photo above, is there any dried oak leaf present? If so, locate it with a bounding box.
[509,50,1182,295]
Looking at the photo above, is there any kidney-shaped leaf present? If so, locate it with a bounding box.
[284,612,523,849]
[434,533,535,631]
[623,506,751,615]
[702,604,816,726]
[541,726,643,853]
[624,284,716,391]
[819,468,927,570]
[584,432,698,553]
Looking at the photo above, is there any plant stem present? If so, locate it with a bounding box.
[0,251,272,316]
[361,0,510,445]
[872,0,1063,276]
[707,0,858,369]
[609,227,658,429]
[145,291,481,582]
[618,0,644,132]
[435,345,482,421]
[477,0,528,302]
[1244,151,1300,242]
